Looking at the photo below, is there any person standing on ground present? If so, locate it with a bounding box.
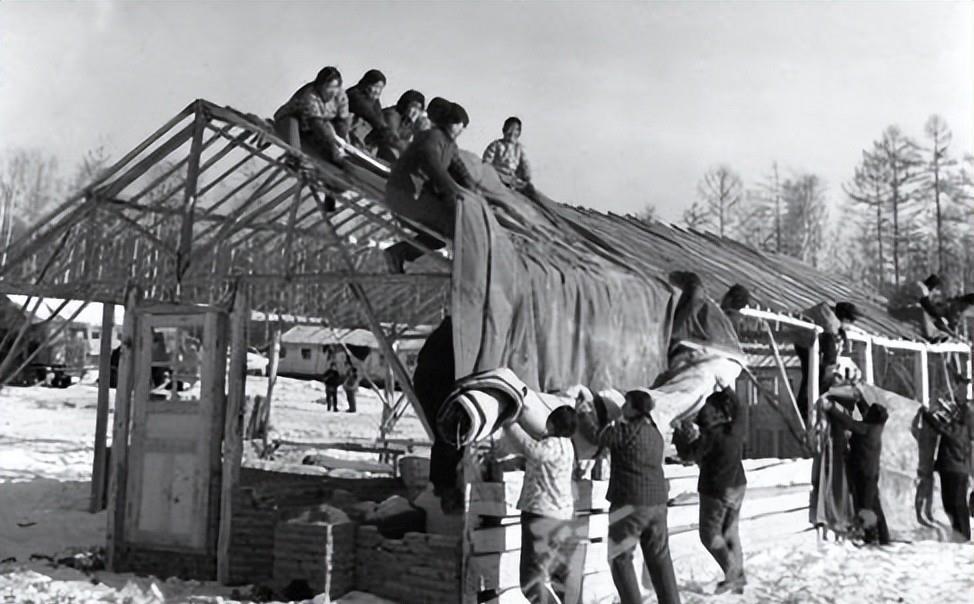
[675,381,749,593]
[920,402,973,541]
[503,406,578,604]
[343,366,359,413]
[824,398,890,545]
[581,390,681,604]
[322,363,342,412]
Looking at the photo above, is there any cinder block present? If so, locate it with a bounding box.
[573,481,610,511]
[473,524,522,553]
[466,550,521,592]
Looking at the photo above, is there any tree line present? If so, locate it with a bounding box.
[659,115,974,299]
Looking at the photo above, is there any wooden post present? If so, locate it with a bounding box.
[106,286,140,570]
[965,350,973,402]
[762,320,806,433]
[914,348,930,406]
[261,325,282,445]
[89,302,115,512]
[807,334,820,432]
[217,285,249,584]
[862,339,875,385]
[176,103,207,283]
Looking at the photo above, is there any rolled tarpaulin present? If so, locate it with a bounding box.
[437,367,623,459]
[437,368,528,447]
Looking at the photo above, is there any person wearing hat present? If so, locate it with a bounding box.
[503,406,578,603]
[346,69,391,152]
[369,89,426,163]
[581,390,680,604]
[274,66,351,164]
[383,100,476,273]
[483,116,536,199]
[674,380,748,594]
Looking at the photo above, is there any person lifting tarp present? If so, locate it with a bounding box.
[382,98,479,273]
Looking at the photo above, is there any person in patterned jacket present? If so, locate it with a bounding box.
[483,117,537,199]
[273,66,350,164]
[503,406,578,604]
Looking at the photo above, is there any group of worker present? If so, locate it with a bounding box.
[274,66,535,273]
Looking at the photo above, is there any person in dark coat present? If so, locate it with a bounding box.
[343,366,359,413]
[322,363,342,412]
[792,301,861,422]
[824,399,891,544]
[413,316,463,513]
[368,90,426,163]
[346,69,391,151]
[586,390,681,604]
[920,402,973,541]
[383,101,475,273]
[679,384,749,593]
[273,66,350,164]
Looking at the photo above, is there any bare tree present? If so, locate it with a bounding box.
[780,174,828,267]
[634,204,658,224]
[876,126,922,287]
[695,165,743,238]
[844,149,889,287]
[0,150,64,266]
[919,116,958,273]
[681,200,709,231]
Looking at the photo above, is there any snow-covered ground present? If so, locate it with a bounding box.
[2,382,972,603]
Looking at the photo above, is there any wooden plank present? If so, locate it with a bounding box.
[466,551,521,592]
[807,334,820,432]
[176,105,207,281]
[106,286,140,570]
[762,320,806,433]
[863,339,875,384]
[914,348,930,406]
[204,309,229,556]
[472,524,521,554]
[573,481,610,512]
[90,302,116,512]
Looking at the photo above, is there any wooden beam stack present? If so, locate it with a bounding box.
[464,472,617,604]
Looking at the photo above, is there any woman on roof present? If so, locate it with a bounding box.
[368,89,426,163]
[273,66,350,164]
[483,116,536,199]
[346,69,392,153]
[383,100,475,273]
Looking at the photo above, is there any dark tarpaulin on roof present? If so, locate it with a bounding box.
[451,151,675,392]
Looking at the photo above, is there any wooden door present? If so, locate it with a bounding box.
[125,309,227,551]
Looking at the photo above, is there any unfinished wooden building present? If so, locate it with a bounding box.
[0,99,970,602]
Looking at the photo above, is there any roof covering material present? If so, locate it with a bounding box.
[0,99,950,344]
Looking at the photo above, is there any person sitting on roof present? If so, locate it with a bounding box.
[789,301,862,422]
[383,100,476,274]
[483,117,536,199]
[367,89,426,163]
[346,69,392,153]
[273,66,350,164]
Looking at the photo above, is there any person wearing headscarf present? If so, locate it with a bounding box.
[346,69,391,151]
[368,89,426,163]
[383,100,476,273]
[273,66,350,163]
[483,116,535,198]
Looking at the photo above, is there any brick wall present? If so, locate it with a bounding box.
[356,526,461,604]
[227,466,406,586]
[273,519,356,598]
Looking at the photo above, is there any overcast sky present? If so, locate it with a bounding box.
[1,1,971,220]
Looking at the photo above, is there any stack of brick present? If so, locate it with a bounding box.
[355,525,461,603]
[464,472,615,604]
[272,516,356,599]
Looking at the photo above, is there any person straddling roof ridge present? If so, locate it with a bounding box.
[502,406,578,604]
[383,101,476,274]
[368,89,426,163]
[483,116,536,199]
[346,69,391,153]
[789,301,861,423]
[274,66,350,164]
[580,390,681,604]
